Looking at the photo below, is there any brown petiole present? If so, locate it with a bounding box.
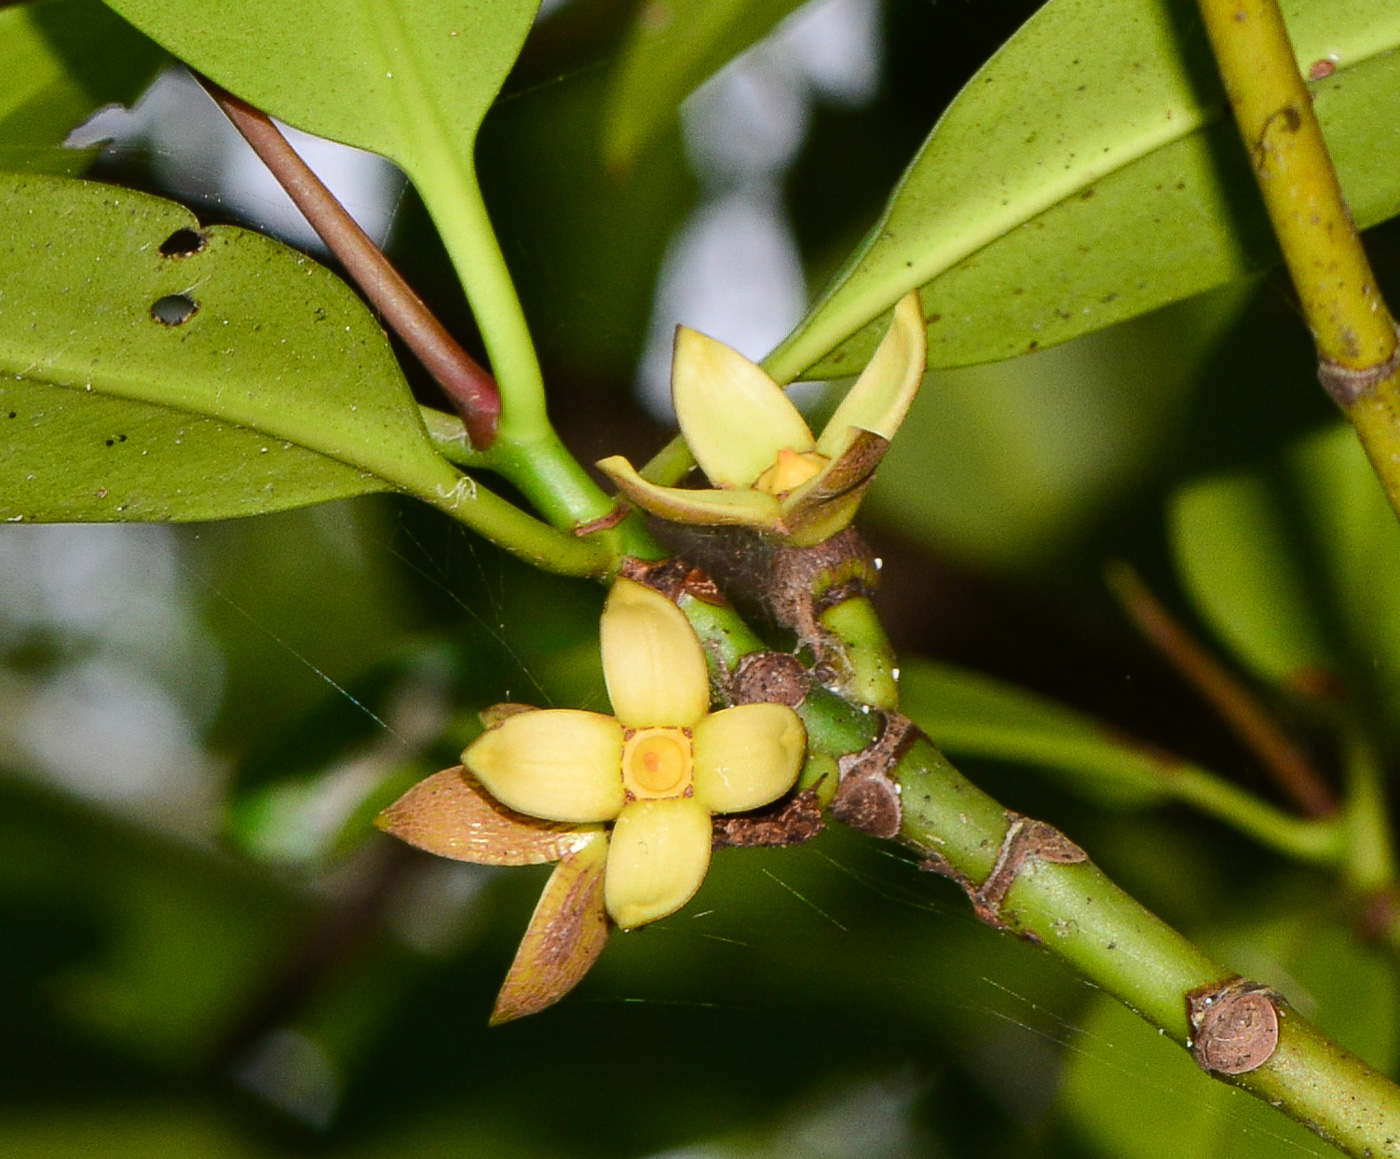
[1107,561,1337,818]
[198,75,502,450]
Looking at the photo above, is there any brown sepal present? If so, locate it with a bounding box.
[807,430,889,504]
[490,833,611,1024]
[479,702,539,729]
[375,766,593,866]
[711,788,825,848]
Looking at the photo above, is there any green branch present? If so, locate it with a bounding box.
[1197,0,1400,520]
[672,581,1400,1159]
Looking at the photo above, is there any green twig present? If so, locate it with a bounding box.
[1340,728,1397,896]
[671,579,1400,1157]
[894,734,1400,1157]
[1197,0,1400,520]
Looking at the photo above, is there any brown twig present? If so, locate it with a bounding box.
[197,75,501,450]
[1107,561,1337,818]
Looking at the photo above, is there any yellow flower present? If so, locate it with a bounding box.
[464,578,807,929]
[597,290,926,547]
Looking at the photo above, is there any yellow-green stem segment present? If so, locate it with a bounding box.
[1198,0,1400,514]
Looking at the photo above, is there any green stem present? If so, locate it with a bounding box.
[1340,728,1397,895]
[416,167,616,528]
[1197,0,1400,521]
[672,584,1400,1156]
[640,433,695,487]
[941,725,1343,863]
[894,736,1400,1154]
[1168,762,1343,863]
[415,164,540,431]
[421,405,487,469]
[397,449,609,576]
[484,432,617,531]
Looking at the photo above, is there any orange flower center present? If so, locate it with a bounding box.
[754,447,828,497]
[621,727,694,799]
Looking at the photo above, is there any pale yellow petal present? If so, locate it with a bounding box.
[597,455,782,529]
[692,704,806,813]
[815,289,926,457]
[465,709,625,823]
[600,578,710,729]
[672,325,814,488]
[604,798,713,929]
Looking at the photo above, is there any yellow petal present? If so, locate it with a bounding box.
[815,289,926,458]
[672,326,815,488]
[597,455,782,529]
[692,704,806,813]
[465,709,626,823]
[604,798,713,929]
[600,578,710,729]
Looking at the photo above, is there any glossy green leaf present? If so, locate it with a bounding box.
[0,174,464,522]
[99,0,534,178]
[1058,906,1398,1159]
[0,0,164,176]
[865,289,1238,573]
[764,0,1400,382]
[899,659,1167,807]
[98,0,545,423]
[602,0,807,169]
[1169,471,1335,691]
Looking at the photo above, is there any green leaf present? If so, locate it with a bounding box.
[0,174,463,522]
[98,0,550,432]
[99,0,534,180]
[602,0,807,169]
[0,0,164,176]
[1169,471,1335,692]
[764,0,1400,382]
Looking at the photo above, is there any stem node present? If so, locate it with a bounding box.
[1187,977,1282,1075]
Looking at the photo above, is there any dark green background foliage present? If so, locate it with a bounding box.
[3,0,1400,1156]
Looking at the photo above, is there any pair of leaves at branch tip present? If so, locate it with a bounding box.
[0,0,164,176]
[376,764,608,1024]
[1171,422,1400,729]
[0,173,467,522]
[763,0,1400,382]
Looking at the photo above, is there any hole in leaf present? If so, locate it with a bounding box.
[151,294,198,326]
[159,228,206,257]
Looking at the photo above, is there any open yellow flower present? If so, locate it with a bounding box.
[598,290,926,546]
[464,578,807,929]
